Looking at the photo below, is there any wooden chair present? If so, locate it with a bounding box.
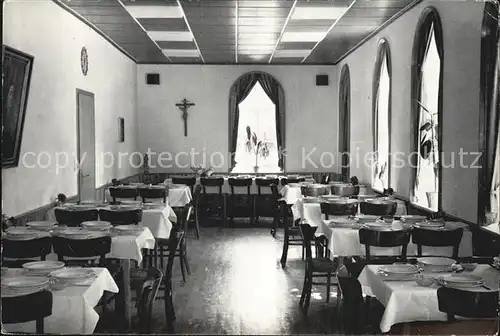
[99,208,143,226]
[299,223,338,315]
[54,208,99,227]
[279,203,304,267]
[358,228,411,264]
[200,177,226,226]
[320,201,359,219]
[109,187,139,203]
[360,201,397,216]
[51,235,111,267]
[130,267,163,334]
[172,176,196,194]
[188,184,202,239]
[1,236,52,268]
[227,178,254,225]
[155,205,191,282]
[138,186,168,203]
[254,180,280,236]
[412,227,464,259]
[1,290,53,334]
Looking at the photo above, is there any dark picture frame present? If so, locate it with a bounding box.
[2,46,34,168]
[118,117,125,142]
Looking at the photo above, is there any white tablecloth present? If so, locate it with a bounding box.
[167,185,192,207]
[141,206,177,239]
[315,220,473,257]
[2,267,119,334]
[292,197,407,225]
[281,185,303,205]
[358,264,500,332]
[483,223,500,235]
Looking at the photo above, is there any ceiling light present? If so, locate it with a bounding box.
[291,7,350,20]
[124,5,183,19]
[273,49,311,58]
[162,49,199,57]
[148,31,193,42]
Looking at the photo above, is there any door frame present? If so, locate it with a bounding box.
[75,88,96,201]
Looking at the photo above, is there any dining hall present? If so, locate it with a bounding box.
[1,0,500,334]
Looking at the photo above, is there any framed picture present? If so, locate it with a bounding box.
[2,46,34,168]
[118,117,125,142]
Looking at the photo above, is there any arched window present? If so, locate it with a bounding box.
[410,8,444,211]
[339,65,351,179]
[372,39,392,191]
[229,72,285,173]
[478,1,500,225]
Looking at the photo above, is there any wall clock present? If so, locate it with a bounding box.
[80,47,88,76]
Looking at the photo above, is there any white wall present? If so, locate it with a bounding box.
[338,0,485,222]
[137,65,338,173]
[2,0,139,216]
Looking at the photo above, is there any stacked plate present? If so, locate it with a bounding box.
[112,225,144,236]
[1,276,50,297]
[50,268,96,285]
[4,227,42,240]
[327,217,356,228]
[414,220,445,229]
[400,215,427,224]
[417,257,456,272]
[22,261,65,276]
[59,228,92,239]
[354,215,380,224]
[363,222,393,231]
[26,221,57,231]
[320,195,342,201]
[437,274,485,288]
[378,264,420,281]
[81,221,112,231]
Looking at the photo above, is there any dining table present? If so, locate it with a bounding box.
[1,267,119,334]
[105,184,193,208]
[358,264,500,333]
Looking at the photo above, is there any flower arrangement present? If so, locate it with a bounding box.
[190,164,213,177]
[245,125,271,172]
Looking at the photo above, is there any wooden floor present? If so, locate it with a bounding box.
[108,224,344,334]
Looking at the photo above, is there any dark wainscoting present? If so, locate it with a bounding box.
[12,173,142,226]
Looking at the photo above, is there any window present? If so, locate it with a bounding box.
[411,9,443,211]
[479,2,500,225]
[232,82,281,173]
[339,65,351,179]
[372,39,391,191]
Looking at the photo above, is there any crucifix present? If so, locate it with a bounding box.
[175,98,195,137]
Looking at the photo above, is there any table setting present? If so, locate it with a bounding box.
[358,260,500,332]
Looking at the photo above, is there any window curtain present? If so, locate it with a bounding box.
[257,74,286,171]
[410,9,444,202]
[479,2,500,224]
[228,73,260,170]
[229,72,285,171]
[339,65,351,180]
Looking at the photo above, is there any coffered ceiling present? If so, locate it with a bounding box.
[55,0,418,64]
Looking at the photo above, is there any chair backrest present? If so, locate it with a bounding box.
[320,201,358,218]
[165,226,185,281]
[136,267,163,334]
[99,208,143,225]
[412,227,464,259]
[255,178,279,194]
[109,187,139,202]
[138,187,168,203]
[228,178,252,195]
[281,177,305,186]
[336,272,365,334]
[2,236,52,261]
[321,175,331,184]
[299,223,317,265]
[437,287,499,320]
[200,177,224,194]
[52,236,111,266]
[55,208,99,227]
[2,290,53,333]
[172,176,196,194]
[360,201,397,216]
[358,228,411,261]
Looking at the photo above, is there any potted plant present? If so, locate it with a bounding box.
[415,100,439,209]
[245,125,271,173]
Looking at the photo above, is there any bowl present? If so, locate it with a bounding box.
[460,263,478,272]
[415,274,434,287]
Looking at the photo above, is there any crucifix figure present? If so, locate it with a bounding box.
[175,98,195,137]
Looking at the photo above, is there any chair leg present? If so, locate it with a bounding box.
[159,244,164,270]
[183,252,191,275]
[179,255,187,283]
[299,272,308,306]
[164,283,175,333]
[194,211,200,240]
[280,228,290,267]
[303,272,313,316]
[326,274,331,303]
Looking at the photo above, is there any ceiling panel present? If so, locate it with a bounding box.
[55,0,420,64]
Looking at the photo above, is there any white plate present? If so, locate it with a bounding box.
[81,221,112,231]
[59,230,92,239]
[50,268,95,281]
[22,261,65,273]
[377,272,416,281]
[113,225,143,232]
[379,264,419,275]
[2,276,50,288]
[439,274,484,284]
[417,257,456,267]
[415,221,445,228]
[401,215,427,222]
[354,215,380,222]
[26,221,56,230]
[5,227,33,234]
[5,232,42,240]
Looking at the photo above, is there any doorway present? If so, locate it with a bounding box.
[76,89,96,201]
[339,65,351,180]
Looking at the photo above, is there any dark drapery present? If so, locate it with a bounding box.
[478,1,500,223]
[339,65,351,180]
[410,8,444,204]
[228,72,285,171]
